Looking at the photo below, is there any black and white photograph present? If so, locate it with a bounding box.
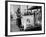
[6,1,45,36]
[10,5,42,31]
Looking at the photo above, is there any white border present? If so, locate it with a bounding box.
[8,2,44,35]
